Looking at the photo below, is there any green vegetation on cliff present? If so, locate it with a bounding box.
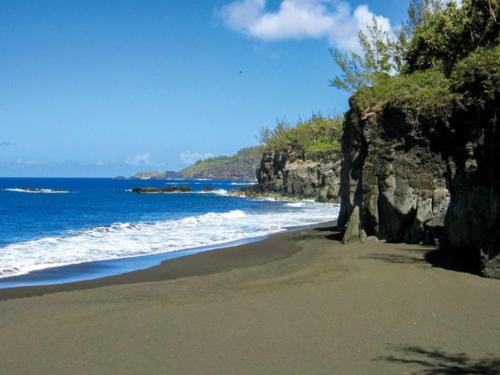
[341,0,499,116]
[259,115,343,153]
[180,146,263,180]
[405,0,500,74]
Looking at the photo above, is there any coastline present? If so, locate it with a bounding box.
[0,177,340,287]
[0,221,335,301]
[1,223,499,374]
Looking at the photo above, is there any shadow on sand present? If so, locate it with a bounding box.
[359,251,428,265]
[315,226,483,275]
[314,225,345,241]
[424,247,482,276]
[359,247,482,275]
[375,345,500,374]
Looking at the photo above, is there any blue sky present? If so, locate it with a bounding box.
[0,0,409,177]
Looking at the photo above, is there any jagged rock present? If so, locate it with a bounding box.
[342,206,367,244]
[257,150,341,202]
[483,228,500,279]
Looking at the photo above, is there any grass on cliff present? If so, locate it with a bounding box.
[352,69,453,112]
[260,114,343,153]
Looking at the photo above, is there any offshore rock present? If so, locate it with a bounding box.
[132,186,192,193]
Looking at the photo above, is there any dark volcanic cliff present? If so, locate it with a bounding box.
[257,150,342,202]
[443,51,500,278]
[338,97,450,245]
[338,48,500,278]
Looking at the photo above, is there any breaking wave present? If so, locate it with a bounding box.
[4,188,69,194]
[0,204,339,279]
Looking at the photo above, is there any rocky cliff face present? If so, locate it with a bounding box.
[441,58,500,278]
[257,150,341,202]
[338,100,451,245]
[339,53,500,278]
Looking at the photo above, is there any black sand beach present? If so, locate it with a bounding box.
[1,224,499,374]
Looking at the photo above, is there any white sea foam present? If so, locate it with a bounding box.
[207,189,229,196]
[4,188,69,194]
[191,189,230,196]
[230,182,256,186]
[0,204,339,279]
[285,202,305,208]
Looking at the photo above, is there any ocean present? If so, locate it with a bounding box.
[0,178,339,288]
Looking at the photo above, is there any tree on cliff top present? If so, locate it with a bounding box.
[329,0,471,93]
[344,0,499,114]
[330,17,394,93]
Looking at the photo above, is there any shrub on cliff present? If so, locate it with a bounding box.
[405,0,500,74]
[352,69,453,114]
[260,115,343,154]
[331,0,499,98]
[451,45,500,110]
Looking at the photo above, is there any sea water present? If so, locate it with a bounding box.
[0,178,339,288]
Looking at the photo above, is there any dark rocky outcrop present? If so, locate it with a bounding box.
[132,186,192,194]
[441,54,500,278]
[257,150,342,202]
[338,99,451,245]
[338,49,500,278]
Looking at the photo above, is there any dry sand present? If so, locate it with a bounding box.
[0,225,499,374]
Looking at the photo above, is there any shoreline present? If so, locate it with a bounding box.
[0,184,340,289]
[0,221,336,301]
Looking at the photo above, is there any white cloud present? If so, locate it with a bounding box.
[125,153,151,166]
[219,0,393,51]
[180,151,215,165]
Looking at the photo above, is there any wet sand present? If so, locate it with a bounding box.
[1,224,499,374]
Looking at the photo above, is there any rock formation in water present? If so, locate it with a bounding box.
[132,186,192,193]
